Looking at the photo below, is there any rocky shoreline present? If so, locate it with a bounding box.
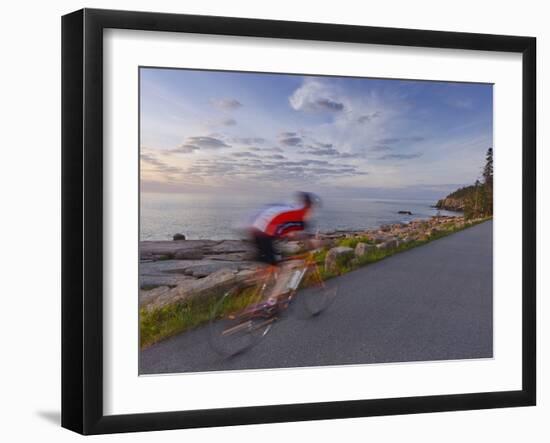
[139,214,476,314]
[434,197,465,212]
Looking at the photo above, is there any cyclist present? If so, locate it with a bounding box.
[248,192,321,307]
[249,191,320,264]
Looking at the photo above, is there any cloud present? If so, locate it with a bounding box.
[184,155,366,182]
[378,153,423,160]
[447,97,473,109]
[221,118,237,126]
[232,151,260,158]
[168,136,231,154]
[184,136,230,149]
[170,144,200,154]
[210,98,243,110]
[249,145,284,154]
[299,159,329,166]
[279,131,297,137]
[315,98,345,111]
[289,80,345,113]
[307,147,341,156]
[300,139,367,158]
[339,152,364,159]
[279,136,303,147]
[140,152,184,177]
[315,142,333,149]
[357,111,381,123]
[377,137,400,145]
[140,152,163,166]
[376,136,425,145]
[232,137,266,145]
[370,145,391,152]
[299,142,366,159]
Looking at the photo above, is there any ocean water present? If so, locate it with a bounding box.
[140,193,459,241]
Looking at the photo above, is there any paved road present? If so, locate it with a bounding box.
[140,221,493,374]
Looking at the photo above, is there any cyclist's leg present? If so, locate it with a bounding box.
[252,231,278,265]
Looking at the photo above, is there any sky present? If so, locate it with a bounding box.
[140,67,493,200]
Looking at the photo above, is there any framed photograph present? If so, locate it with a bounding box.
[62,8,536,434]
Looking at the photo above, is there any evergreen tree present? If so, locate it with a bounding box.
[445,147,493,220]
[483,147,493,187]
[482,148,493,216]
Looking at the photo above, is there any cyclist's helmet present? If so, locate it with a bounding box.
[296,191,322,208]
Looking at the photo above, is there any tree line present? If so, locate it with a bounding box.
[463,147,493,219]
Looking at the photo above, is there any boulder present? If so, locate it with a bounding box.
[355,242,375,257]
[139,285,172,308]
[325,246,354,274]
[370,234,387,244]
[142,268,246,311]
[172,233,186,241]
[377,239,398,250]
[311,238,335,249]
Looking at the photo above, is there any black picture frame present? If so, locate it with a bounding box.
[62,8,536,435]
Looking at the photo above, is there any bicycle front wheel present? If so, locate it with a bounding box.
[208,286,275,357]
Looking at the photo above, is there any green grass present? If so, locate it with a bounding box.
[140,217,491,348]
[140,283,262,348]
[337,234,374,249]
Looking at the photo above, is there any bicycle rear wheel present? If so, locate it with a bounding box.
[208,285,275,357]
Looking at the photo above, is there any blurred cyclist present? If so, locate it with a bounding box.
[249,191,321,265]
[248,192,321,307]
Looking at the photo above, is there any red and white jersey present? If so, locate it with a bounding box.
[251,204,311,237]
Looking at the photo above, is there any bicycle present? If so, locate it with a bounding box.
[208,250,338,357]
